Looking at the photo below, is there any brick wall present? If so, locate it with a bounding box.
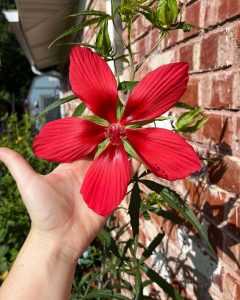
[66,0,240,299]
[122,1,240,299]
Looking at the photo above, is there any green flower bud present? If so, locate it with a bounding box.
[96,20,112,58]
[156,0,179,28]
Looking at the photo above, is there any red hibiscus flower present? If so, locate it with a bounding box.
[33,46,201,216]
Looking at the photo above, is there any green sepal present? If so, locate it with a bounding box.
[94,139,109,159]
[81,115,109,126]
[123,141,139,160]
[116,99,125,121]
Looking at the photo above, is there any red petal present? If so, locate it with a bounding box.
[121,63,189,124]
[126,128,201,181]
[81,144,130,216]
[69,46,118,123]
[33,118,105,163]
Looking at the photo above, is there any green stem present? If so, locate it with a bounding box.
[127,21,135,82]
[135,31,167,72]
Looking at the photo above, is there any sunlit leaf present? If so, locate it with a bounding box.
[141,265,184,300]
[140,180,215,254]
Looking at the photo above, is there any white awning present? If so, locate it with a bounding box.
[4,0,89,70]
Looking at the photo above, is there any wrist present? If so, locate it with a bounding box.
[27,228,80,265]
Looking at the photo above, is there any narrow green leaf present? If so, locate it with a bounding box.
[128,182,141,237]
[56,42,96,49]
[38,95,76,117]
[141,180,215,254]
[83,289,131,299]
[72,103,86,117]
[49,17,101,48]
[141,265,184,300]
[150,208,183,225]
[140,232,165,262]
[117,99,125,120]
[66,10,109,18]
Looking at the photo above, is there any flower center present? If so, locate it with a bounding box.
[105,123,127,146]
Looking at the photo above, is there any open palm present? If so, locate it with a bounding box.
[0,147,108,259]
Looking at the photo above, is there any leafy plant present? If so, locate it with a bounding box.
[0,114,54,278]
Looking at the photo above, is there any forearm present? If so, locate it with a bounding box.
[0,229,78,300]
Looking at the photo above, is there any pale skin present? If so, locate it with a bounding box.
[0,147,138,300]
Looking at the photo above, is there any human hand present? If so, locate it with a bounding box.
[0,147,139,262]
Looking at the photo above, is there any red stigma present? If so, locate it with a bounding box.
[105,123,127,145]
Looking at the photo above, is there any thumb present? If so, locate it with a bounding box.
[0,147,37,188]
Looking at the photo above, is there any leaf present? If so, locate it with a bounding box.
[150,208,183,225]
[38,95,76,117]
[49,17,101,48]
[140,232,165,262]
[141,180,215,254]
[118,81,139,91]
[141,265,184,300]
[72,103,86,117]
[66,10,109,18]
[97,228,120,258]
[83,289,131,299]
[0,245,9,258]
[128,182,141,237]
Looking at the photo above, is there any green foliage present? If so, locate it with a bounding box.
[156,0,179,28]
[0,114,54,277]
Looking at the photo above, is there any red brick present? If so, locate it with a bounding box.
[163,29,179,49]
[218,0,240,24]
[179,43,194,71]
[215,156,240,194]
[181,76,198,106]
[204,0,219,28]
[195,113,233,145]
[223,273,240,300]
[227,199,240,237]
[211,73,234,108]
[222,234,240,275]
[200,33,218,70]
[183,1,201,40]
